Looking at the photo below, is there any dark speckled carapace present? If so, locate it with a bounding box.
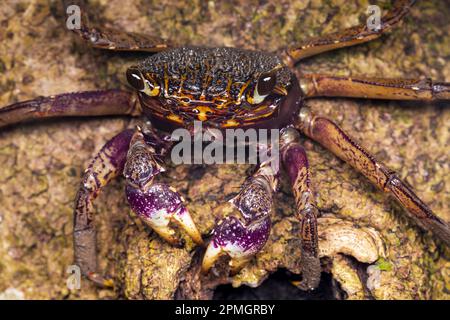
[131,47,297,129]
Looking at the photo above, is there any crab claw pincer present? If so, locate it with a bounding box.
[126,183,203,246]
[201,172,275,275]
[202,215,271,275]
[124,128,203,246]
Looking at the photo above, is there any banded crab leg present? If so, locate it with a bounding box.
[299,74,450,101]
[74,129,134,287]
[295,106,450,246]
[280,128,321,290]
[75,123,203,287]
[201,157,278,275]
[283,0,416,65]
[124,126,203,247]
[0,89,140,129]
[63,0,173,52]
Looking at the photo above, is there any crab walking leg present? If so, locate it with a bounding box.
[284,0,415,65]
[74,129,134,287]
[0,89,140,129]
[63,0,172,52]
[295,106,450,246]
[202,160,278,275]
[299,74,450,101]
[280,128,321,290]
[124,129,203,247]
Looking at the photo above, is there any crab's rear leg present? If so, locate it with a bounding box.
[0,90,140,129]
[280,128,321,290]
[63,0,173,52]
[299,74,450,101]
[283,0,416,65]
[201,152,278,275]
[74,128,134,287]
[295,106,450,246]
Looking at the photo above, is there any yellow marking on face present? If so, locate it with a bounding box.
[163,64,169,97]
[178,74,187,93]
[225,77,233,98]
[237,80,252,103]
[194,106,212,121]
[253,104,271,113]
[167,113,184,124]
[222,119,240,127]
[273,85,288,96]
[245,109,276,121]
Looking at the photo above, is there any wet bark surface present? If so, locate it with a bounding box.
[0,0,449,299]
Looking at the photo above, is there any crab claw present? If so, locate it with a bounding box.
[201,215,271,275]
[202,168,276,275]
[126,183,203,246]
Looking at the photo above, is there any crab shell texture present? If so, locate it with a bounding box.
[0,0,449,300]
[133,47,300,131]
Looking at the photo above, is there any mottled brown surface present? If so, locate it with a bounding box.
[0,0,448,300]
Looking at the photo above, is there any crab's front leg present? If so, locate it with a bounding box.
[0,89,140,129]
[201,157,278,275]
[280,128,321,290]
[74,129,134,286]
[75,123,203,287]
[124,127,203,247]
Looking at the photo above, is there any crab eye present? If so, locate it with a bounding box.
[257,72,277,97]
[126,67,160,97]
[126,68,145,91]
[247,71,277,104]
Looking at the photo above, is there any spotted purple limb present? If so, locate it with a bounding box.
[280,128,321,290]
[296,106,450,246]
[0,89,140,129]
[74,129,134,287]
[74,123,203,287]
[202,159,278,275]
[124,127,203,247]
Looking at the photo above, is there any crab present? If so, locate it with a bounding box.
[0,0,449,295]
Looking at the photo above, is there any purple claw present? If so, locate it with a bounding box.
[126,183,203,246]
[123,128,203,246]
[202,169,277,274]
[202,216,271,274]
